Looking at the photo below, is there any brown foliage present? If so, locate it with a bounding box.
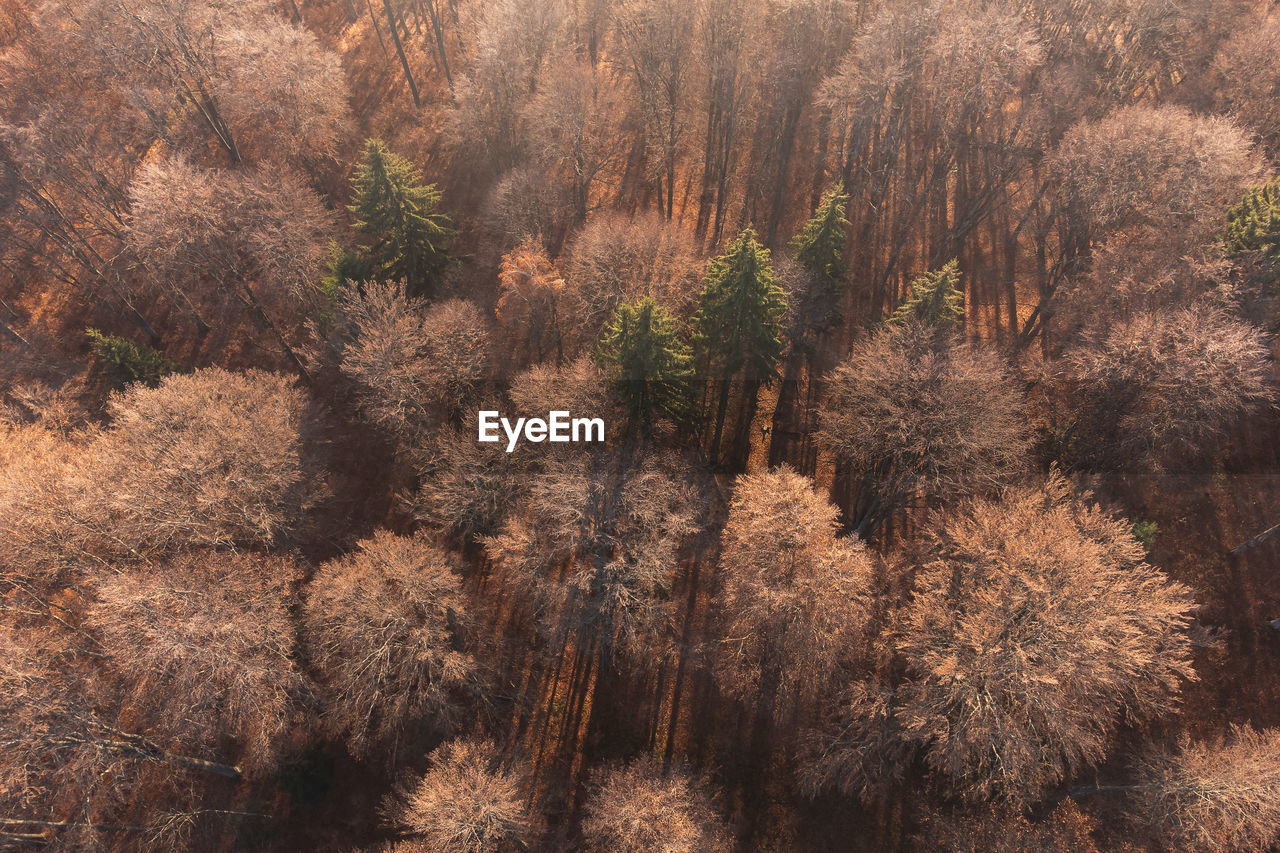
[817,322,1030,534]
[1051,306,1273,469]
[715,467,873,715]
[495,237,578,365]
[90,551,309,772]
[389,737,535,853]
[1135,725,1280,853]
[580,757,729,853]
[302,530,481,758]
[561,211,703,342]
[340,282,491,439]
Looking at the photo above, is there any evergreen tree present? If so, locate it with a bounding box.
[888,259,964,331]
[85,328,184,389]
[693,227,788,465]
[770,185,850,469]
[349,139,456,297]
[595,297,694,434]
[321,241,374,297]
[792,183,850,296]
[1224,176,1280,285]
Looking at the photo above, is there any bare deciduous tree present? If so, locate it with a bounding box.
[484,450,699,659]
[1214,17,1280,157]
[482,164,574,249]
[1051,306,1273,469]
[388,737,535,853]
[580,757,729,853]
[126,155,332,369]
[340,282,490,440]
[413,427,520,543]
[0,422,85,588]
[202,15,352,167]
[525,61,625,223]
[1134,725,1280,853]
[611,0,697,220]
[127,155,332,300]
[0,622,245,848]
[302,530,481,758]
[806,474,1198,804]
[446,0,566,171]
[1,369,318,581]
[817,322,1030,536]
[715,467,873,717]
[506,358,609,427]
[1052,105,1259,241]
[89,551,309,772]
[84,367,320,559]
[67,0,350,167]
[561,211,703,342]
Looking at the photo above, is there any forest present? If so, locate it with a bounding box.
[1,0,1279,850]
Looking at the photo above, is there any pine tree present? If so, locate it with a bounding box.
[792,184,850,296]
[349,139,456,297]
[888,259,964,331]
[1224,176,1280,285]
[595,297,694,434]
[693,227,788,465]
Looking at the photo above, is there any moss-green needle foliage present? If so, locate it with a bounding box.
[596,297,694,433]
[349,139,456,297]
[792,184,850,295]
[1224,176,1280,285]
[693,227,788,383]
[889,259,964,331]
[85,328,183,389]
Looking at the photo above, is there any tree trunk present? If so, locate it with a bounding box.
[384,0,422,107]
[708,378,732,466]
[418,0,453,89]
[768,346,806,468]
[237,283,314,386]
[1230,522,1280,555]
[731,378,761,472]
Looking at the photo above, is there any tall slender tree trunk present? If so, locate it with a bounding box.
[384,0,422,107]
[708,378,732,465]
[237,283,313,386]
[366,0,391,59]
[731,378,762,472]
[418,0,453,89]
[768,345,806,468]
